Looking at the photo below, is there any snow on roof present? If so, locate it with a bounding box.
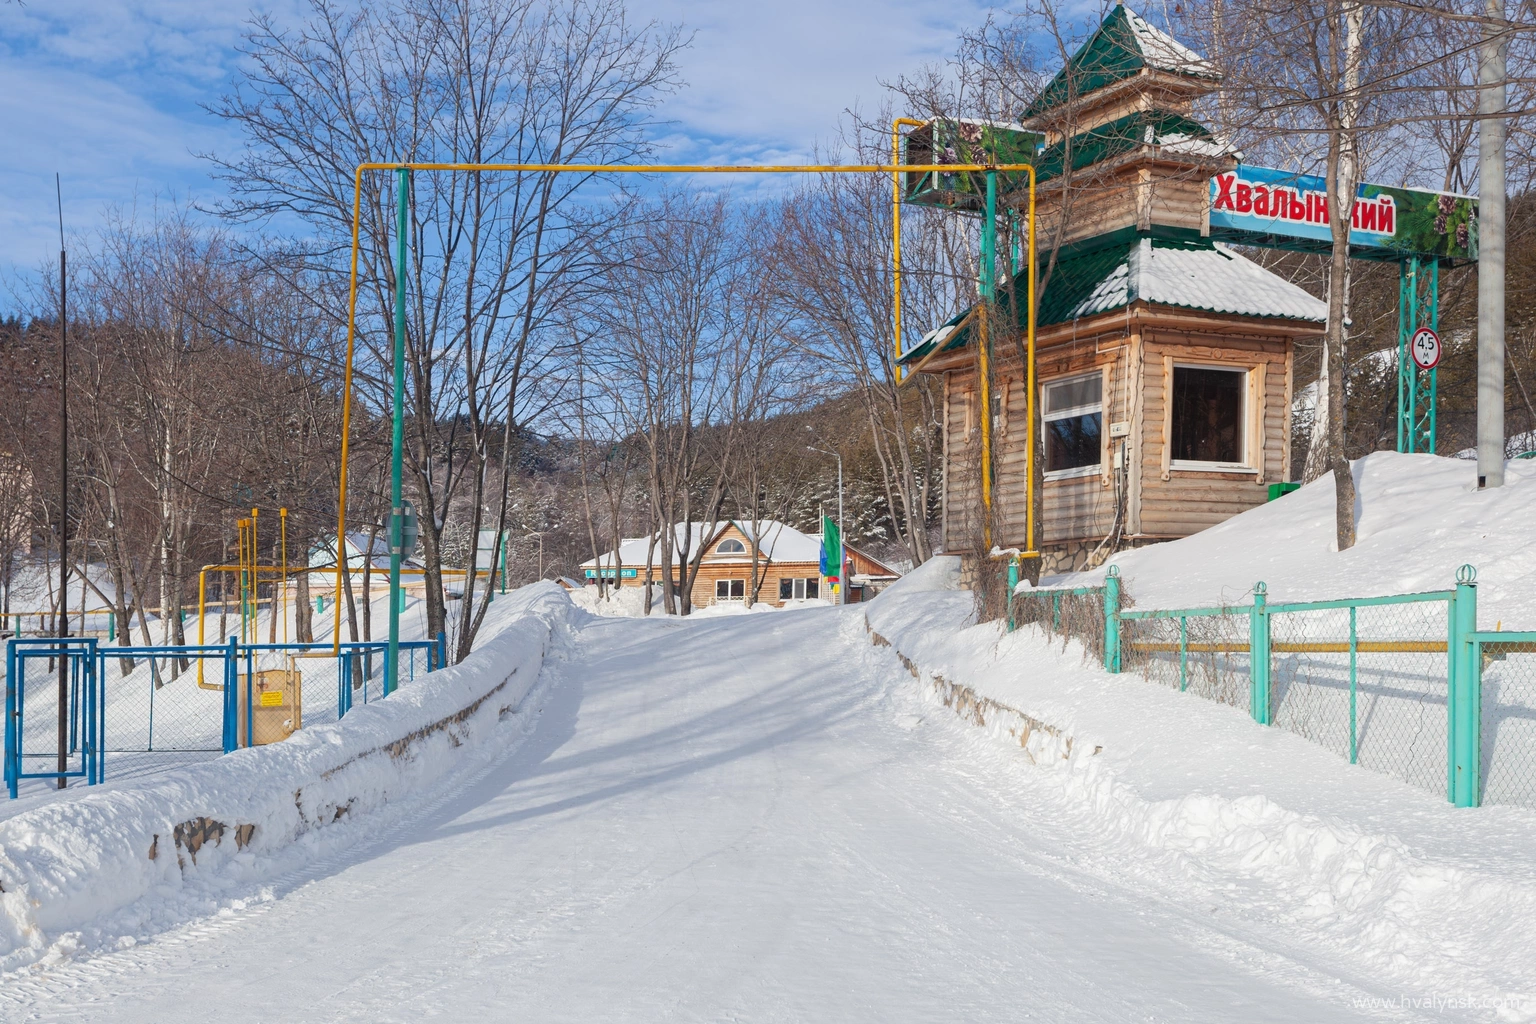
[581,521,826,569]
[733,521,823,563]
[1069,239,1327,323]
[1123,7,1215,76]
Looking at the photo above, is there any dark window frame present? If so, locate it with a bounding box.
[1170,365,1249,468]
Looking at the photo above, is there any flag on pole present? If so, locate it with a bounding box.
[820,515,842,585]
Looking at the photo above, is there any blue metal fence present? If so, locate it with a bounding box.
[5,634,446,798]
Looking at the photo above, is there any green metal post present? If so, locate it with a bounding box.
[1103,566,1121,673]
[1006,557,1019,632]
[1450,564,1479,807]
[1250,582,1271,724]
[982,170,996,301]
[1397,256,1440,454]
[1179,616,1188,692]
[1348,605,1358,764]
[386,167,409,697]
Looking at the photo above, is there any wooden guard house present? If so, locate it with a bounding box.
[899,6,1327,573]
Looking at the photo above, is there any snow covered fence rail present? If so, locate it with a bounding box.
[0,583,573,972]
[1015,565,1536,811]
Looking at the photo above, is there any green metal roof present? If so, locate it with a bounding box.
[898,238,1325,365]
[1031,109,1215,184]
[1023,6,1218,121]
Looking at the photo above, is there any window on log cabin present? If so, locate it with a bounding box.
[716,578,746,601]
[1043,373,1103,475]
[716,538,746,554]
[778,577,819,601]
[1171,366,1245,466]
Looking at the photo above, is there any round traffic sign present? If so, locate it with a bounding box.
[1410,327,1441,371]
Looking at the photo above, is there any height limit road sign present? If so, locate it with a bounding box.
[1410,327,1442,371]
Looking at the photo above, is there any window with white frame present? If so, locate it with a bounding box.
[715,579,746,601]
[716,538,746,554]
[1171,366,1247,467]
[1043,373,1103,475]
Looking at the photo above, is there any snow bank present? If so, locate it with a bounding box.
[1060,451,1536,620]
[0,582,578,972]
[862,551,1536,1019]
[566,583,660,617]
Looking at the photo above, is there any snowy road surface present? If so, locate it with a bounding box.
[5,608,1426,1021]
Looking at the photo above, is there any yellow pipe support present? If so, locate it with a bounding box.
[1128,641,1450,655]
[335,157,1040,629]
[196,560,491,686]
[1024,167,1038,560]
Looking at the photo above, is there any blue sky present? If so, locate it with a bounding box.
[0,0,1001,292]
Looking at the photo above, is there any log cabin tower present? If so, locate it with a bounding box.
[900,6,1327,573]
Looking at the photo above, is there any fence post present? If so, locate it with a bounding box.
[1250,582,1271,724]
[438,630,447,671]
[1450,564,1479,807]
[1103,566,1121,673]
[1006,558,1019,633]
[6,640,16,798]
[223,636,237,754]
[1348,605,1358,765]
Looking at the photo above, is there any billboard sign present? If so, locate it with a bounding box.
[1209,165,1477,261]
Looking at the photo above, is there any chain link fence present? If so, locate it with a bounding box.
[1121,610,1253,709]
[7,640,442,798]
[1268,600,1450,797]
[1001,569,1536,809]
[1476,641,1536,809]
[1011,586,1108,664]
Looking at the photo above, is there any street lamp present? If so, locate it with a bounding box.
[526,531,545,580]
[806,446,844,606]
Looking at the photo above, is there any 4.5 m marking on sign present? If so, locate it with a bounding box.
[1411,327,1442,371]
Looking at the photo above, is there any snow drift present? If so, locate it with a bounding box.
[1058,451,1536,619]
[0,582,577,971]
[862,460,1536,1020]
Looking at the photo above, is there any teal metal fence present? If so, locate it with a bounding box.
[1009,564,1525,810]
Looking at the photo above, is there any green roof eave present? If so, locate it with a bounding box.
[1032,109,1214,184]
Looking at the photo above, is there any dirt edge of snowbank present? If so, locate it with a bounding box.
[864,617,1098,765]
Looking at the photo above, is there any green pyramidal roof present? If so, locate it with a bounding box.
[1023,5,1218,121]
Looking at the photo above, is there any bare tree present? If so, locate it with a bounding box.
[210,0,684,659]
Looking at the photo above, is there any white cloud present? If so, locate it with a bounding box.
[0,0,994,288]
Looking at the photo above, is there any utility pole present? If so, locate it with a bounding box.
[55,174,69,790]
[807,446,844,605]
[386,167,409,695]
[1477,0,1507,489]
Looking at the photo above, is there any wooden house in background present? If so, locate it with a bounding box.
[900,6,1327,573]
[580,521,903,609]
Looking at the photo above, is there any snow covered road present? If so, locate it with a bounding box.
[3,607,1433,1021]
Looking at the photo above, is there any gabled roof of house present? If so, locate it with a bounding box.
[580,521,824,569]
[1023,5,1218,121]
